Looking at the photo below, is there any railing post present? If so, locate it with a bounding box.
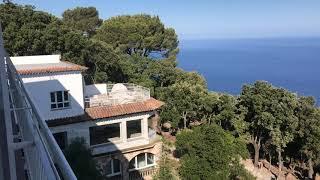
[0,23,77,180]
[6,57,77,180]
[0,23,17,180]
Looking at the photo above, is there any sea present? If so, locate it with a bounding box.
[178,38,320,104]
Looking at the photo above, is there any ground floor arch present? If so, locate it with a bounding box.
[95,142,162,180]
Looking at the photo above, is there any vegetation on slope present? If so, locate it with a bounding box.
[64,138,103,180]
[176,125,252,179]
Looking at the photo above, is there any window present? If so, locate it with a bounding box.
[127,120,142,139]
[147,153,154,165]
[89,123,121,145]
[106,159,121,177]
[50,91,70,110]
[53,132,67,150]
[129,153,155,170]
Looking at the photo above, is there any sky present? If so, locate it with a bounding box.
[13,0,320,39]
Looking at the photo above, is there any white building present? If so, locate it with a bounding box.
[12,55,164,180]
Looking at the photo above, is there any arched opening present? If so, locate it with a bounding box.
[129,153,155,170]
[106,158,122,179]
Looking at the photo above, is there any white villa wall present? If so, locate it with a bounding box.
[84,84,107,97]
[11,55,60,65]
[50,112,153,155]
[21,71,85,120]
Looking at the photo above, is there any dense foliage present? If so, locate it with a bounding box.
[0,3,56,55]
[64,138,103,180]
[158,73,207,129]
[62,7,102,36]
[153,156,176,180]
[94,14,179,59]
[1,3,320,179]
[176,125,251,179]
[239,81,299,170]
[237,81,320,178]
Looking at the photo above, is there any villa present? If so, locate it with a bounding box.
[11,55,164,180]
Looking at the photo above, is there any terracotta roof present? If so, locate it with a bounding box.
[15,61,88,75]
[46,98,164,127]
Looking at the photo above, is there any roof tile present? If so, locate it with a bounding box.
[47,98,164,127]
[16,61,87,75]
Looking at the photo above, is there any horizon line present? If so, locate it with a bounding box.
[179,35,320,41]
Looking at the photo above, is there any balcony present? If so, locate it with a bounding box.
[104,166,158,180]
[129,167,158,180]
[90,127,160,156]
[0,26,76,180]
[84,83,150,108]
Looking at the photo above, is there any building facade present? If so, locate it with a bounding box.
[12,55,164,180]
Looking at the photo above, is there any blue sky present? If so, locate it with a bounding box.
[14,0,320,39]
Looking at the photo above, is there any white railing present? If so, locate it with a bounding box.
[0,25,77,180]
[129,167,158,180]
[0,24,16,180]
[106,83,150,96]
[85,83,150,108]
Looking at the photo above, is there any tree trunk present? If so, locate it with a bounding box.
[308,158,314,179]
[268,153,272,171]
[254,145,259,167]
[183,112,187,129]
[251,136,261,167]
[142,48,146,57]
[277,149,283,174]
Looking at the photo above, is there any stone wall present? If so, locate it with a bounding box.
[95,142,162,180]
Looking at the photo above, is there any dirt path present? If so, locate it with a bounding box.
[241,159,276,180]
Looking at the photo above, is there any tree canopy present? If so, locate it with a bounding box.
[176,125,251,180]
[294,97,320,178]
[238,81,299,171]
[62,7,102,36]
[94,14,179,59]
[64,138,103,180]
[0,3,56,55]
[158,72,207,129]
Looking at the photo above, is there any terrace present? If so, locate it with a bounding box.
[85,83,151,108]
[89,115,160,156]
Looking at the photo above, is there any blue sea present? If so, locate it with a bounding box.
[178,38,320,103]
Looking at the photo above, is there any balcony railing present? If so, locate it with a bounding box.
[0,25,77,180]
[85,83,150,108]
[129,167,158,180]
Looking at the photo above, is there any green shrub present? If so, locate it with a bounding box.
[64,138,103,180]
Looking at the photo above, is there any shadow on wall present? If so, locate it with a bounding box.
[62,137,147,180]
[22,79,84,121]
[90,124,157,180]
[90,127,155,180]
[84,83,107,97]
[66,134,150,180]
